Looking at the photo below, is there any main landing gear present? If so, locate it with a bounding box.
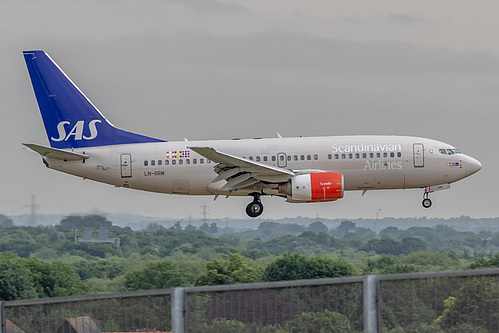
[246,193,264,218]
[422,188,432,209]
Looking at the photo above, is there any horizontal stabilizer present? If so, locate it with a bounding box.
[23,143,89,161]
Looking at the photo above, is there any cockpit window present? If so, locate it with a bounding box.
[440,148,461,155]
[447,149,461,155]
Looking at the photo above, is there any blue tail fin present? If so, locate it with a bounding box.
[23,50,165,149]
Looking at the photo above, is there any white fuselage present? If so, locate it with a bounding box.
[44,135,481,198]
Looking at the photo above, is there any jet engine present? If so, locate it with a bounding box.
[279,172,344,202]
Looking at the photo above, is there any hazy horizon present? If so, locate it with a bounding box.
[1,1,497,220]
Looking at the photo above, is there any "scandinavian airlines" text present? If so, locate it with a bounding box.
[331,143,401,153]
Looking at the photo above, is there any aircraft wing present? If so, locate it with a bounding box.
[189,147,295,191]
[23,143,89,161]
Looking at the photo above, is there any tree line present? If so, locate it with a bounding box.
[1,213,499,332]
[0,213,498,298]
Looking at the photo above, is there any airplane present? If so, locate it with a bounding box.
[22,50,482,218]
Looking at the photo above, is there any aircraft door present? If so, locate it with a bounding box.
[413,144,424,167]
[121,154,132,178]
[277,152,287,167]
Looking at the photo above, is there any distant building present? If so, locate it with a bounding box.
[84,228,92,239]
[55,316,102,333]
[75,225,120,245]
[6,319,26,333]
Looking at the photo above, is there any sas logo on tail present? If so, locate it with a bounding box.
[51,120,101,141]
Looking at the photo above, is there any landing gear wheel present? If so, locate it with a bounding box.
[422,198,432,209]
[246,201,263,218]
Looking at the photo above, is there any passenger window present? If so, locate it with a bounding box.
[272,156,276,162]
[397,152,402,157]
[314,154,318,160]
[301,155,305,161]
[200,159,204,164]
[377,153,381,158]
[144,161,148,166]
[263,156,268,162]
[186,159,190,164]
[287,155,291,161]
[172,160,176,165]
[390,152,394,158]
[362,153,367,158]
[249,157,254,161]
[383,152,388,158]
[193,159,197,164]
[294,155,298,161]
[165,160,169,165]
[280,155,285,161]
[151,160,155,166]
[370,153,374,158]
[256,156,260,162]
[355,153,360,159]
[179,159,183,165]
[207,159,211,164]
[341,154,346,159]
[328,154,332,160]
[348,154,353,159]
[335,154,339,159]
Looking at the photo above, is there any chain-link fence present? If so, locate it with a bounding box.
[3,290,171,333]
[1,269,498,333]
[186,278,364,332]
[379,270,499,333]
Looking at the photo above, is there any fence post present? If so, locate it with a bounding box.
[364,275,380,333]
[172,287,186,333]
[0,301,4,333]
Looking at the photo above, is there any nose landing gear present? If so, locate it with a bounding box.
[422,188,432,208]
[246,193,264,218]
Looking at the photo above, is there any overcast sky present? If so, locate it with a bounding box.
[1,0,498,221]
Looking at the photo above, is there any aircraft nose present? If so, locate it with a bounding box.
[465,155,482,177]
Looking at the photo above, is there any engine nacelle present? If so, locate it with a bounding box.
[279,172,344,202]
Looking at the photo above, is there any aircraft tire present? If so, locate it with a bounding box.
[422,198,432,209]
[246,201,264,218]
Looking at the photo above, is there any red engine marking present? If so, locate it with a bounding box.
[310,172,343,202]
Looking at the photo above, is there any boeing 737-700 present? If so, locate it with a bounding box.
[22,50,482,217]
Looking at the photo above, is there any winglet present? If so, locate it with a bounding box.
[23,143,89,161]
